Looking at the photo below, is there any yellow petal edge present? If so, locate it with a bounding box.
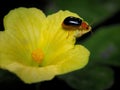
[0,7,90,84]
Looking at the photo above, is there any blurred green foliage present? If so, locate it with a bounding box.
[84,25,120,66]
[59,65,114,90]
[46,0,120,25]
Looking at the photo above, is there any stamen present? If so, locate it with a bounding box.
[32,48,44,64]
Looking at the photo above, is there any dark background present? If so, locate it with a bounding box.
[0,0,120,90]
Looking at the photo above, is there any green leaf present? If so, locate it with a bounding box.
[83,24,120,66]
[59,65,114,90]
[46,0,120,25]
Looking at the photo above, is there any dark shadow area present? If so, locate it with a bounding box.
[40,77,74,90]
[107,66,120,90]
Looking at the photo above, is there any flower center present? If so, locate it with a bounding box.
[32,48,44,64]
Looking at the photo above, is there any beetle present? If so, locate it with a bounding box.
[62,16,91,37]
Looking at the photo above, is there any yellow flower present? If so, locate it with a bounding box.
[0,7,91,84]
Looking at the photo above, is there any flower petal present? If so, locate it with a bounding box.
[40,10,81,65]
[55,45,90,74]
[0,7,46,66]
[4,7,46,50]
[1,62,58,84]
[0,30,38,66]
[0,31,58,84]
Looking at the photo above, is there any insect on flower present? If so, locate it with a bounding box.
[62,16,91,37]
